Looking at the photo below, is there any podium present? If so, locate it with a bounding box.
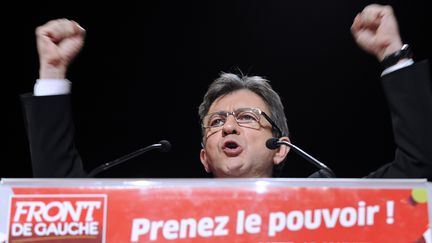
[1,178,431,242]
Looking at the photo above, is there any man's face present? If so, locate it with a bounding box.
[200,89,287,178]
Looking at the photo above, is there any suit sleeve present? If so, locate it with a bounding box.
[21,93,87,177]
[367,60,432,179]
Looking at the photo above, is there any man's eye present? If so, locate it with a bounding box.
[209,117,225,127]
[237,112,258,122]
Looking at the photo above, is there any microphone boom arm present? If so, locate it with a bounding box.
[87,141,171,178]
[278,140,335,177]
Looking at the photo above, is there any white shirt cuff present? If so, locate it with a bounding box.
[381,59,414,76]
[34,79,71,96]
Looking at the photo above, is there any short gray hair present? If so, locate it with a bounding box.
[199,72,289,138]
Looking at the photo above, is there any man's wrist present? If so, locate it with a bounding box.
[39,64,67,79]
[380,44,413,70]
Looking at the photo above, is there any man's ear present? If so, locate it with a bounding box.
[273,136,290,165]
[200,148,211,173]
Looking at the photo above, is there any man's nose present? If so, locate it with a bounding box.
[222,115,239,135]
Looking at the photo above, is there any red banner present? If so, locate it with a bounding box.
[1,179,430,242]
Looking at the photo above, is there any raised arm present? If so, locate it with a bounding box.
[351,4,432,179]
[21,19,87,177]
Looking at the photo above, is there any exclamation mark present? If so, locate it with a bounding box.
[386,200,394,224]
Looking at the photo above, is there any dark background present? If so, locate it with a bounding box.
[3,1,432,179]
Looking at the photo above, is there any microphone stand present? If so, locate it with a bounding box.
[87,141,171,178]
[266,138,335,178]
[277,140,335,178]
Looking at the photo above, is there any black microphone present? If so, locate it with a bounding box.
[87,140,171,177]
[266,138,335,178]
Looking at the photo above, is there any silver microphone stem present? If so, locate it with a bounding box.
[277,140,335,178]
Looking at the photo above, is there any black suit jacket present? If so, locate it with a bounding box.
[21,61,432,179]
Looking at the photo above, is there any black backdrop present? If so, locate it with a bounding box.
[3,0,432,178]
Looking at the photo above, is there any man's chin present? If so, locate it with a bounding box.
[220,159,249,177]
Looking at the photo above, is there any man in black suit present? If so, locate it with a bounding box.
[21,4,432,179]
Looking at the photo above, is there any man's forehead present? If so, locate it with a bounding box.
[208,89,270,113]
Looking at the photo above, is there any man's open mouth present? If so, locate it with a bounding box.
[222,141,243,156]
